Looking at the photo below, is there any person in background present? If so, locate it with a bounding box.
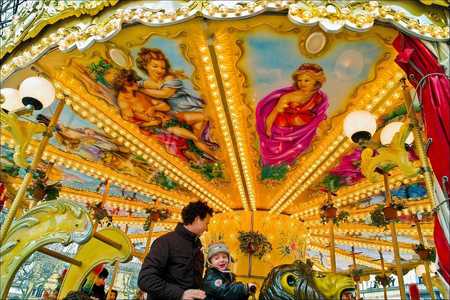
[138,200,214,300]
[203,242,256,300]
[62,291,92,300]
[91,268,109,300]
[106,289,118,300]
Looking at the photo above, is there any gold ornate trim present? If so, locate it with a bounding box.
[1,1,448,83]
[0,0,118,59]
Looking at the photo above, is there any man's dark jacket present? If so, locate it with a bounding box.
[203,268,249,300]
[138,223,204,300]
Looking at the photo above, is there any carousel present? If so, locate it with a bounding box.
[0,1,449,299]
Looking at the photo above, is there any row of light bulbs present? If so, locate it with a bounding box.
[294,173,423,218]
[213,39,256,211]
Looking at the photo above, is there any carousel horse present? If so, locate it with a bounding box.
[259,261,355,300]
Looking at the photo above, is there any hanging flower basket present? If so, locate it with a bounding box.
[143,207,172,231]
[238,231,272,259]
[27,170,62,202]
[88,202,111,225]
[351,269,363,282]
[321,203,337,220]
[383,206,397,221]
[418,249,430,260]
[375,275,392,287]
[413,244,435,261]
[325,207,337,219]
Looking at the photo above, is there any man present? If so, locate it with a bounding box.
[138,200,213,300]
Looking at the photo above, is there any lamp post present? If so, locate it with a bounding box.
[0,78,62,244]
[343,109,410,300]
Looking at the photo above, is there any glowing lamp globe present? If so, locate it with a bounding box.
[0,88,23,112]
[343,110,377,143]
[19,77,55,110]
[380,122,414,146]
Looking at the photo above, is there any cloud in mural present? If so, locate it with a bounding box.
[334,49,365,81]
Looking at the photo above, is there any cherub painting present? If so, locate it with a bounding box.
[71,43,223,180]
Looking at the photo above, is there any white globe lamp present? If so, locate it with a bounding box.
[343,110,377,144]
[380,121,414,146]
[19,77,55,110]
[0,88,23,112]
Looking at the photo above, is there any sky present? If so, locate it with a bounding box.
[245,30,383,115]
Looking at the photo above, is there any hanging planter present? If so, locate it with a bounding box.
[384,202,407,221]
[27,170,61,202]
[238,231,272,260]
[375,275,392,287]
[351,269,363,282]
[87,202,112,226]
[383,206,397,221]
[369,205,390,228]
[321,203,337,219]
[413,244,435,261]
[143,207,171,231]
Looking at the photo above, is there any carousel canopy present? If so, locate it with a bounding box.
[1,0,448,288]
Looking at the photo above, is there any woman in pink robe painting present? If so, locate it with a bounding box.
[256,63,329,177]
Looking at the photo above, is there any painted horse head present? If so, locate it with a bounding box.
[259,261,355,300]
[0,200,93,299]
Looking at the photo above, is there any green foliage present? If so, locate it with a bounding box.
[261,164,289,181]
[375,275,392,287]
[383,105,407,123]
[1,164,20,177]
[163,118,192,130]
[238,231,272,259]
[88,58,112,87]
[414,244,436,261]
[351,268,363,277]
[27,170,61,202]
[322,174,342,193]
[333,211,350,226]
[153,172,178,190]
[143,207,171,231]
[369,205,390,228]
[190,162,224,181]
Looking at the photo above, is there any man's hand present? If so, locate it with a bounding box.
[181,289,206,300]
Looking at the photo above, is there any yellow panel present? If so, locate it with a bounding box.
[0,200,93,299]
[58,227,133,299]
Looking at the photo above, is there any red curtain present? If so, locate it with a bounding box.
[393,33,450,284]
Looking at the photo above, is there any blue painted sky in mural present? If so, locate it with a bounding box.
[246,31,383,114]
[130,36,199,97]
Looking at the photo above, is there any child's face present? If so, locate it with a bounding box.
[146,59,167,80]
[210,252,229,271]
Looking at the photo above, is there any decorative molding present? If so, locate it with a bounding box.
[0,0,118,59]
[1,1,448,82]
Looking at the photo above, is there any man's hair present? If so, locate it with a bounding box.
[63,291,91,300]
[99,268,109,279]
[181,201,213,225]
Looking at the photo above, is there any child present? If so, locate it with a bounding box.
[204,243,256,300]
